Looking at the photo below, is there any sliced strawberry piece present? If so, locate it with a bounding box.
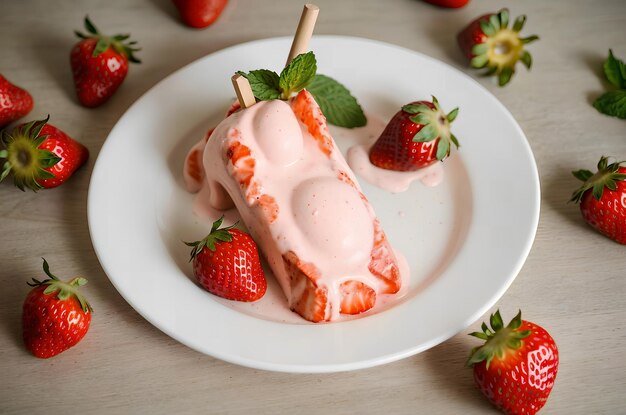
[368,219,402,294]
[339,280,376,315]
[226,139,255,190]
[290,90,334,157]
[283,251,328,322]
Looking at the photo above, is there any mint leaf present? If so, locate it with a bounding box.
[237,69,280,100]
[279,52,316,98]
[593,90,626,119]
[603,49,626,89]
[307,74,367,128]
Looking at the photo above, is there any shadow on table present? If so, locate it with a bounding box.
[419,335,499,412]
[542,163,595,234]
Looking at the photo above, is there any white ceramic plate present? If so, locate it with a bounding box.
[88,36,540,373]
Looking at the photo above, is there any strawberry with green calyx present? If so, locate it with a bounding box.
[23,258,93,358]
[184,216,267,302]
[71,16,141,107]
[368,96,460,171]
[467,310,559,415]
[570,156,626,244]
[0,116,89,191]
[457,9,539,86]
[237,51,366,128]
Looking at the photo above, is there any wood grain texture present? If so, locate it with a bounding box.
[1,0,625,413]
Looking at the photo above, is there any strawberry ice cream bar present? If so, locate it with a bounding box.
[184,90,402,322]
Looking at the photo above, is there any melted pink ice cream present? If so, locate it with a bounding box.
[184,99,402,321]
[346,144,444,193]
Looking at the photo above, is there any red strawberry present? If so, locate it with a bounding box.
[369,97,460,171]
[457,9,539,86]
[0,74,34,129]
[0,116,89,191]
[467,310,558,415]
[23,259,93,358]
[70,16,141,107]
[339,280,376,315]
[423,0,469,8]
[570,156,626,244]
[172,0,229,29]
[185,216,267,302]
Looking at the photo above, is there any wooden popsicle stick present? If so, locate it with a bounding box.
[231,74,256,109]
[285,3,319,66]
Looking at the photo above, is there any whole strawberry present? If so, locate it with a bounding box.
[172,0,229,29]
[0,116,89,191]
[467,310,558,415]
[184,216,267,301]
[570,156,626,244]
[369,97,459,171]
[0,74,34,129]
[457,9,539,86]
[423,0,469,8]
[70,16,140,107]
[23,259,93,358]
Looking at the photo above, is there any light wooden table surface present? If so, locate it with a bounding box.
[1,0,625,413]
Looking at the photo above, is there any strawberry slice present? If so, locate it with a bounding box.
[339,280,376,315]
[291,90,334,157]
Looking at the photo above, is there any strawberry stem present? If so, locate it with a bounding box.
[466,310,531,368]
[184,216,239,261]
[0,116,61,192]
[570,156,626,203]
[29,258,93,313]
[75,15,141,64]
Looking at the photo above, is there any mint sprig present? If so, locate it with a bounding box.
[279,52,317,99]
[238,52,366,128]
[593,49,626,119]
[593,90,626,119]
[306,74,367,128]
[241,69,280,100]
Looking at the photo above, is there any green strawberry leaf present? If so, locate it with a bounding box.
[603,49,626,89]
[512,15,526,32]
[412,124,437,142]
[237,69,281,100]
[480,20,496,37]
[93,38,110,57]
[435,138,449,160]
[593,90,626,119]
[307,74,367,128]
[521,51,532,70]
[572,169,593,182]
[279,51,317,98]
